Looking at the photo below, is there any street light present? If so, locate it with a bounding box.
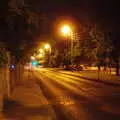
[44,44,51,67]
[39,49,44,54]
[44,44,51,53]
[61,24,73,65]
[30,56,35,60]
[61,25,72,36]
[37,53,44,58]
[44,44,50,49]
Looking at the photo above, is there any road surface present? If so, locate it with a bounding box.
[34,68,120,120]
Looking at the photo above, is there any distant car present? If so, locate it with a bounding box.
[64,65,74,71]
[76,65,83,71]
[64,64,83,71]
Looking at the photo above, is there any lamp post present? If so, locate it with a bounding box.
[38,48,45,58]
[44,44,51,54]
[61,25,73,65]
[39,49,44,54]
[44,44,51,67]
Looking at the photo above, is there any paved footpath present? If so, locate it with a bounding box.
[0,70,56,120]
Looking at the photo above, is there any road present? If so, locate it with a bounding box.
[34,68,120,120]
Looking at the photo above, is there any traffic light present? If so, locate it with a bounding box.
[31,60,38,67]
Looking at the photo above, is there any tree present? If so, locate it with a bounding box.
[0,0,49,63]
[109,26,120,76]
[90,0,120,75]
[0,42,8,66]
[79,23,113,68]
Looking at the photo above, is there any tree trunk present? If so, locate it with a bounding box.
[98,65,101,71]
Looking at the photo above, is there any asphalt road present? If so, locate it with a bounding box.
[34,68,120,120]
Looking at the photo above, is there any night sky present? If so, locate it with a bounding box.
[25,0,120,24]
[0,0,120,51]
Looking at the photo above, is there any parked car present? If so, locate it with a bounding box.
[74,65,83,71]
[64,64,83,71]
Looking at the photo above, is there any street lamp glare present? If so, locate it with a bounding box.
[61,25,71,36]
[38,53,43,58]
[39,49,44,53]
[31,56,35,60]
[44,44,50,49]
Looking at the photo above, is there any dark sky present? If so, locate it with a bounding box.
[1,0,120,49]
[27,0,120,22]
[27,0,91,13]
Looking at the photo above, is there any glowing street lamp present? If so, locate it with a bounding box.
[61,25,72,36]
[30,56,35,60]
[37,53,44,58]
[44,44,51,67]
[39,49,44,54]
[44,44,51,53]
[44,44,51,50]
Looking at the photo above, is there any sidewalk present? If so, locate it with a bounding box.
[0,70,56,120]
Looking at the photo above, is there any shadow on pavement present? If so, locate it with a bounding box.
[3,99,52,119]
